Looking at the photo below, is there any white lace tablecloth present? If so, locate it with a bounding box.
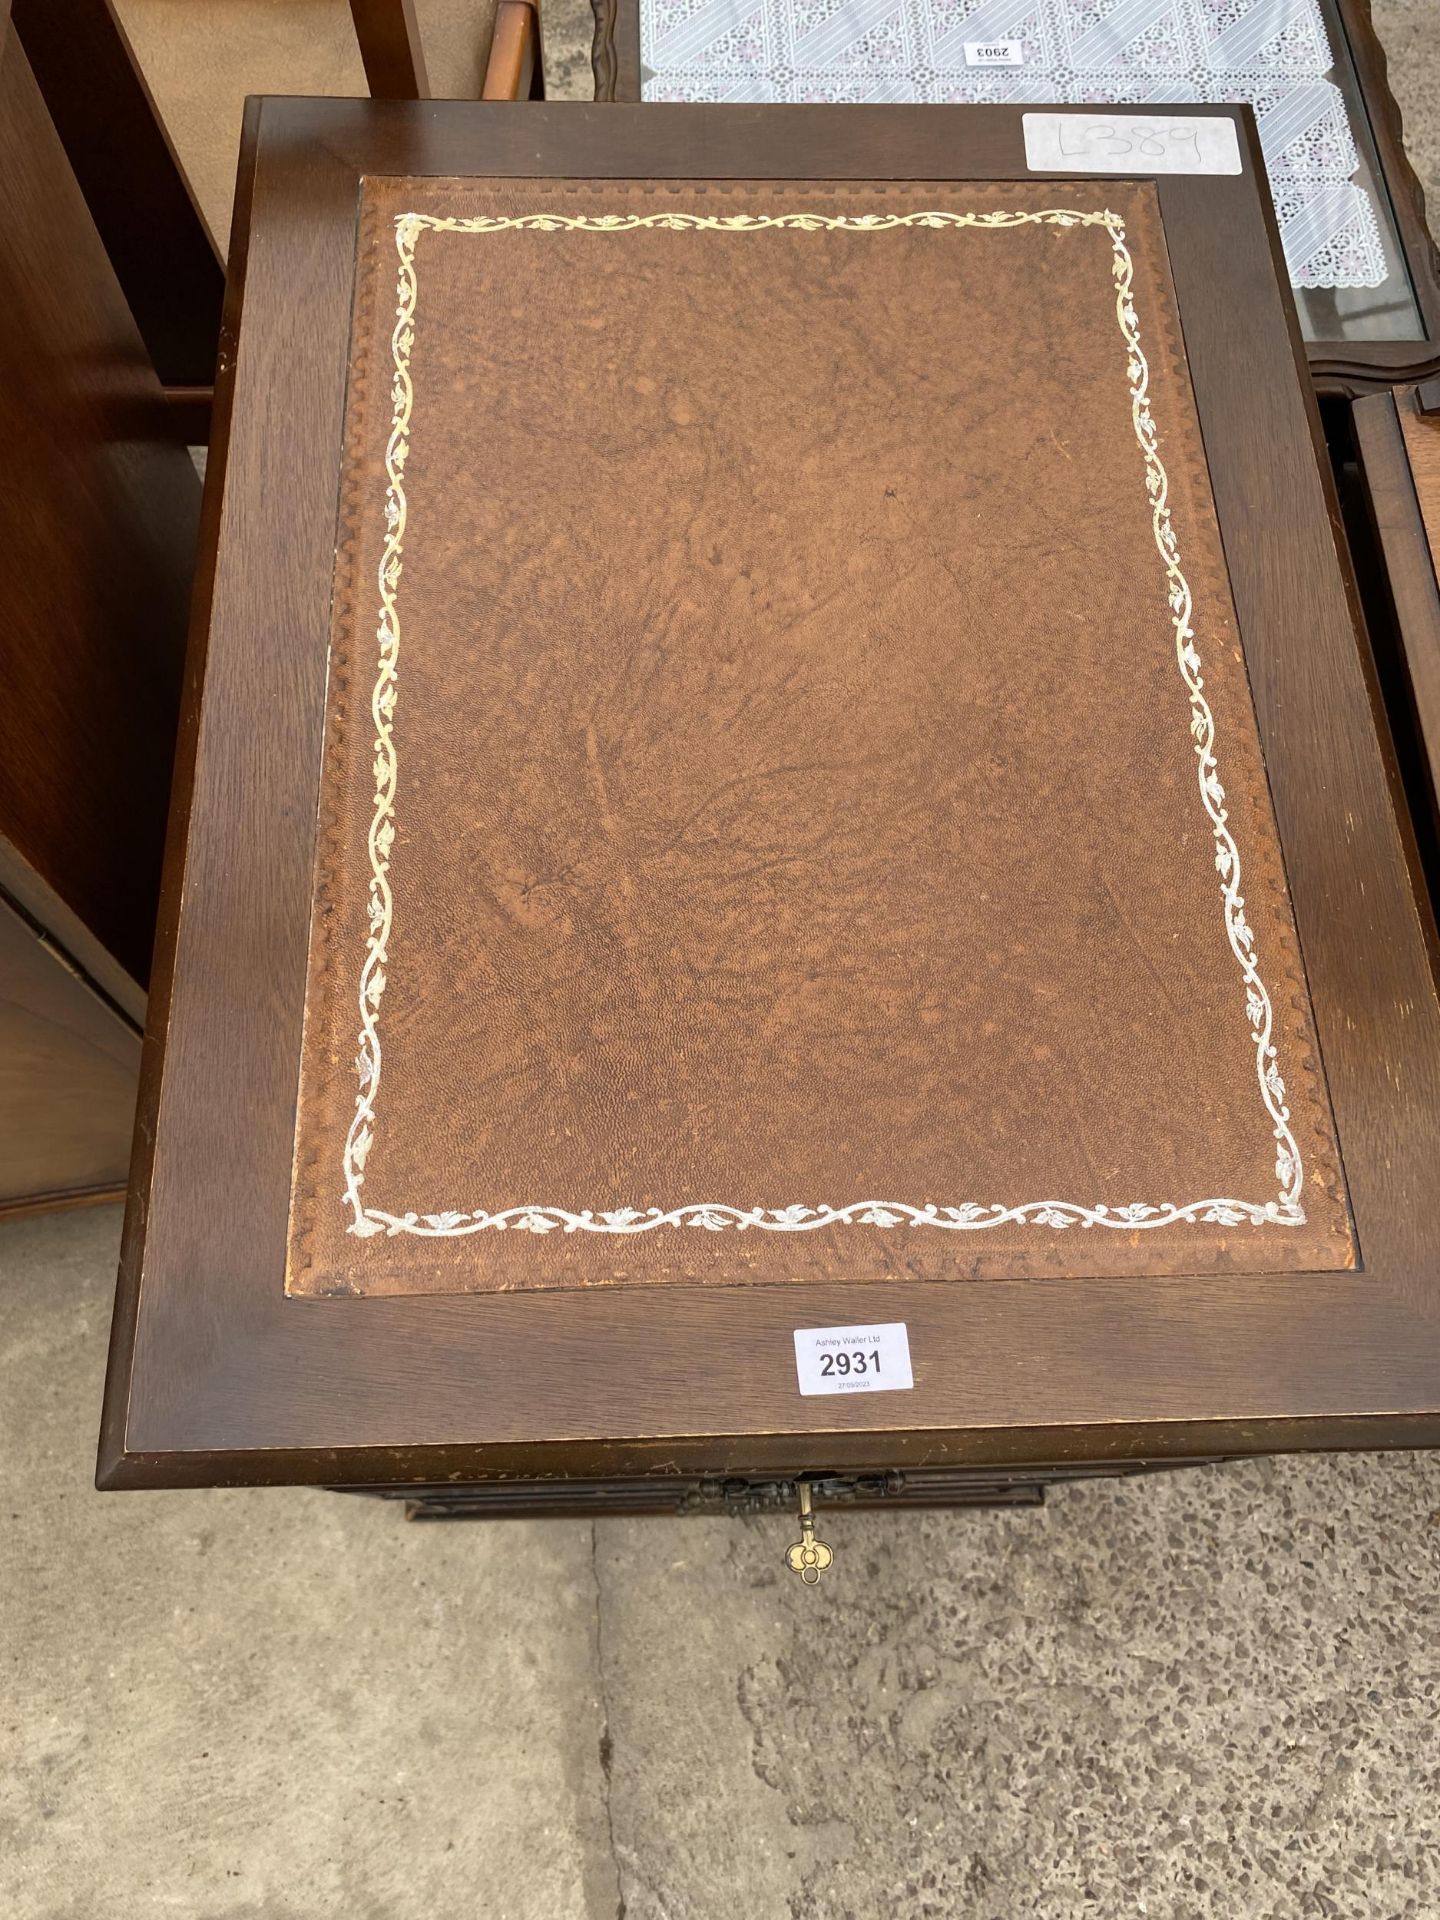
[638,0,1385,289]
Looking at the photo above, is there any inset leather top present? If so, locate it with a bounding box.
[287,175,1353,1297]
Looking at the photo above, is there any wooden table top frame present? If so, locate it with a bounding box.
[588,0,1440,397]
[101,100,1440,1493]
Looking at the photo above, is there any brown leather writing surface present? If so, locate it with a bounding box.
[287,174,1353,1297]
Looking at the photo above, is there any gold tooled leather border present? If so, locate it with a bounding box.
[340,206,1311,1244]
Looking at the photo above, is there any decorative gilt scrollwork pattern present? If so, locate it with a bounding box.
[342,206,1306,1241]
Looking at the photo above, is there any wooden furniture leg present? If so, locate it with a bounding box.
[0,13,200,1212]
[348,0,429,98]
[15,0,506,447]
[10,0,223,391]
[483,1,544,100]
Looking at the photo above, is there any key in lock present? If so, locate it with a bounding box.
[784,1482,833,1584]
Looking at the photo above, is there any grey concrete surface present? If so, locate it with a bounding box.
[0,1210,615,1920]
[4,1205,1440,1919]
[1373,0,1440,215]
[541,0,598,102]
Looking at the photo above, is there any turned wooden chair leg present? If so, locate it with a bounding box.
[483,0,544,100]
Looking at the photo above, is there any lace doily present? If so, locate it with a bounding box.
[639,0,1387,288]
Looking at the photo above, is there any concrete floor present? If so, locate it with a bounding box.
[4,1207,1440,1918]
[7,10,1440,1917]
[1367,0,1440,214]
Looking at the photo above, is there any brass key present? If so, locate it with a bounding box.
[784,1482,834,1584]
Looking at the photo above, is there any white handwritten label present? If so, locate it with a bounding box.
[793,1322,914,1397]
[963,37,1023,64]
[1022,112,1243,176]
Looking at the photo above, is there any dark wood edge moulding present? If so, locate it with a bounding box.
[100,102,1440,1492]
[586,0,1440,393]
